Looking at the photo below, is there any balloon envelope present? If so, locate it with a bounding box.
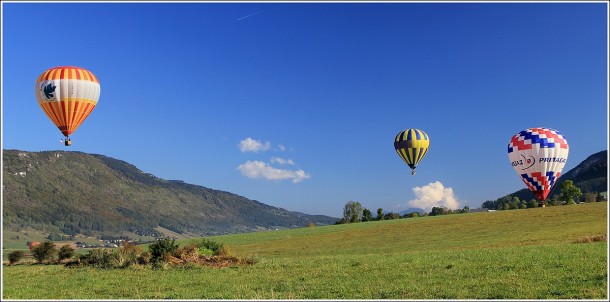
[394,128,430,174]
[28,241,41,252]
[507,127,569,201]
[34,66,100,138]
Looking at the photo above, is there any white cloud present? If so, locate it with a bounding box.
[239,138,271,153]
[405,181,460,211]
[237,160,310,183]
[278,144,286,151]
[270,157,295,165]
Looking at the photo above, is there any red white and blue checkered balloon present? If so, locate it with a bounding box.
[507,127,569,201]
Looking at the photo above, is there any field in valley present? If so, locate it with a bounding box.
[2,202,607,299]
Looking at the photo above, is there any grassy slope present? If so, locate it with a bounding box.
[214,202,607,257]
[2,202,607,299]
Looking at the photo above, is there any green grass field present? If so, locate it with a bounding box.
[2,202,607,299]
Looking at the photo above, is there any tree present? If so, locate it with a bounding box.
[527,199,538,208]
[343,201,363,223]
[510,196,521,210]
[584,192,597,203]
[429,207,446,216]
[376,208,384,221]
[596,192,607,202]
[481,200,497,210]
[31,241,57,263]
[8,251,24,265]
[58,244,75,261]
[47,233,61,241]
[560,180,582,204]
[385,212,400,220]
[149,237,179,264]
[361,208,373,222]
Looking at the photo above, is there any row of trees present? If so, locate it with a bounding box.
[338,181,606,222]
[482,180,606,210]
[8,241,75,265]
[338,201,471,224]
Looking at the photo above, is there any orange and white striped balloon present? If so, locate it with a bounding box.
[34,66,100,138]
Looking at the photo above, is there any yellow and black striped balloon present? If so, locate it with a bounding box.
[394,128,430,175]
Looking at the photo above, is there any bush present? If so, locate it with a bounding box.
[173,244,200,264]
[31,241,57,263]
[80,248,119,268]
[117,242,142,267]
[8,251,24,265]
[148,237,179,264]
[216,244,232,257]
[58,237,251,269]
[58,245,75,261]
[77,244,141,269]
[197,238,224,256]
[137,251,151,265]
[198,246,214,256]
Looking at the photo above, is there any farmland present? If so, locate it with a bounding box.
[2,202,607,299]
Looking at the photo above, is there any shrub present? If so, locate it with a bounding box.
[31,241,57,263]
[197,238,224,256]
[175,244,198,259]
[137,251,151,265]
[216,244,232,257]
[148,237,179,264]
[198,246,214,257]
[8,251,24,265]
[80,248,120,268]
[58,245,75,261]
[117,242,142,267]
[59,237,252,269]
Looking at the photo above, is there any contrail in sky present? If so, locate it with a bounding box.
[236,11,262,21]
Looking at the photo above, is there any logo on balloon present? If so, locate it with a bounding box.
[511,154,536,170]
[42,82,56,99]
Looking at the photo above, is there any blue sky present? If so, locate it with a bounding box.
[2,1,608,218]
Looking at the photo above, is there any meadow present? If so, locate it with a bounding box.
[2,202,608,299]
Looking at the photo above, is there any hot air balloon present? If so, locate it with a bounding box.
[35,66,100,146]
[507,127,569,204]
[394,128,430,175]
[28,241,41,253]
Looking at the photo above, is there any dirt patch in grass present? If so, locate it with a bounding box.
[166,254,256,268]
[574,234,607,243]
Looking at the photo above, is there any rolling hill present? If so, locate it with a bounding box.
[3,202,607,299]
[2,150,338,238]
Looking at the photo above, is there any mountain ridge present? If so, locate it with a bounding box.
[2,149,338,238]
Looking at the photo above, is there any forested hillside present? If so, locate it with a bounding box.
[2,150,338,238]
